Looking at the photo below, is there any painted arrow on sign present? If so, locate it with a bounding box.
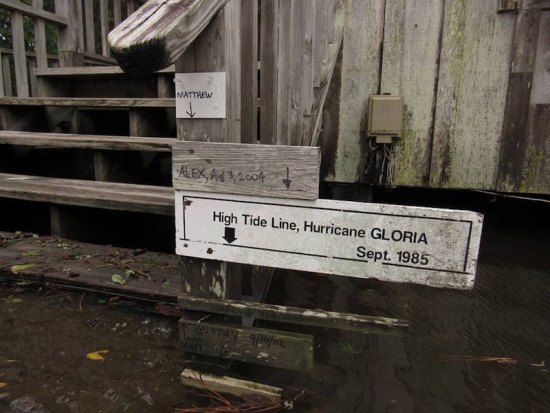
[186,102,196,118]
[223,227,237,244]
[282,167,292,189]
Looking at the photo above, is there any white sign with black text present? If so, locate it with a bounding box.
[175,72,226,119]
[175,191,483,289]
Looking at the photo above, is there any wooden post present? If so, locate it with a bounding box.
[84,0,95,54]
[11,10,29,97]
[55,0,84,66]
[33,0,48,69]
[175,1,242,299]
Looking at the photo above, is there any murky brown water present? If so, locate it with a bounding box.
[1,196,550,412]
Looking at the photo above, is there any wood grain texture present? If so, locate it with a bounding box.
[178,295,408,335]
[381,0,444,187]
[0,97,175,107]
[0,131,174,151]
[259,0,278,144]
[180,369,282,402]
[497,9,541,192]
[429,0,515,189]
[324,0,385,183]
[530,10,550,104]
[0,173,174,215]
[54,0,84,66]
[240,0,257,144]
[0,0,68,25]
[109,0,230,72]
[10,10,29,97]
[84,0,95,54]
[172,141,320,199]
[33,0,48,68]
[179,318,314,371]
[100,0,109,56]
[523,0,550,9]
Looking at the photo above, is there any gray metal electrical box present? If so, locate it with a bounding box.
[367,95,404,144]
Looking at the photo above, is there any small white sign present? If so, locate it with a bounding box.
[175,72,226,119]
[175,191,483,289]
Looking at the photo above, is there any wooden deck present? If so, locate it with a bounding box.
[0,231,182,302]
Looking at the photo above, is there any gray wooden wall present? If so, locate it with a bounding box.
[322,0,550,194]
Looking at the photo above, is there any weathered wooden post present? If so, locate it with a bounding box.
[54,0,84,67]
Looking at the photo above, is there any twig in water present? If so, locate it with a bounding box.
[79,292,86,312]
[439,355,518,364]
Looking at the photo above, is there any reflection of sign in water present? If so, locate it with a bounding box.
[175,191,483,289]
[175,72,226,119]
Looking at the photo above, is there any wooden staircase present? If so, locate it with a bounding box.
[0,65,177,250]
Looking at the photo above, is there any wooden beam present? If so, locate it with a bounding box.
[84,0,95,54]
[108,0,230,72]
[172,141,320,199]
[32,0,48,68]
[0,131,174,151]
[0,173,174,215]
[0,97,175,107]
[179,318,314,371]
[180,369,282,402]
[11,10,29,97]
[55,0,84,66]
[100,0,109,56]
[178,295,408,335]
[0,0,68,25]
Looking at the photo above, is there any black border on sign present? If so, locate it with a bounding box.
[180,195,476,275]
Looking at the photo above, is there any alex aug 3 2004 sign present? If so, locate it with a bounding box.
[175,191,483,289]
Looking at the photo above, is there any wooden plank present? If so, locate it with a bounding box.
[84,0,96,54]
[179,319,314,371]
[287,0,305,146]
[381,0,444,187]
[430,0,515,189]
[55,0,84,66]
[33,0,48,69]
[0,97,175,107]
[523,0,550,9]
[180,369,282,402]
[312,0,324,88]
[0,232,183,302]
[109,0,230,72]
[497,9,541,192]
[127,0,136,15]
[275,0,291,145]
[11,11,29,97]
[530,10,550,104]
[178,295,408,335]
[0,0,68,25]
[0,173,174,215]
[0,131,174,151]
[259,0,277,144]
[241,0,258,144]
[501,11,550,193]
[172,141,320,199]
[33,65,175,77]
[1,54,11,96]
[175,2,243,301]
[0,51,4,96]
[114,0,122,27]
[100,0,109,56]
[27,58,37,96]
[175,191,484,289]
[324,0,385,183]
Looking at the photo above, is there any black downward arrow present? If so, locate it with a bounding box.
[282,167,292,189]
[186,101,196,118]
[223,227,237,244]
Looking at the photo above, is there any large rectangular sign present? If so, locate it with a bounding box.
[172,141,320,199]
[175,191,483,289]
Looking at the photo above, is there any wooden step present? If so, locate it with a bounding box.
[0,173,174,215]
[33,65,175,78]
[0,97,175,108]
[0,131,175,152]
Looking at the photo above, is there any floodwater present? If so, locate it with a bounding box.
[1,194,550,412]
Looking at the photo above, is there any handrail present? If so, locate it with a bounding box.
[0,0,68,26]
[108,0,229,72]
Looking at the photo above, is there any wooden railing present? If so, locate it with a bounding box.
[0,0,144,97]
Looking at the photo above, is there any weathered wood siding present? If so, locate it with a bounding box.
[325,0,550,194]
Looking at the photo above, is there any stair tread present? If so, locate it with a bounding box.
[0,131,175,152]
[33,65,175,78]
[0,173,174,215]
[0,97,175,107]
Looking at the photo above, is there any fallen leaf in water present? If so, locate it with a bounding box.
[22,250,40,257]
[87,350,109,361]
[10,263,36,274]
[0,383,7,389]
[2,295,22,304]
[111,274,126,285]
